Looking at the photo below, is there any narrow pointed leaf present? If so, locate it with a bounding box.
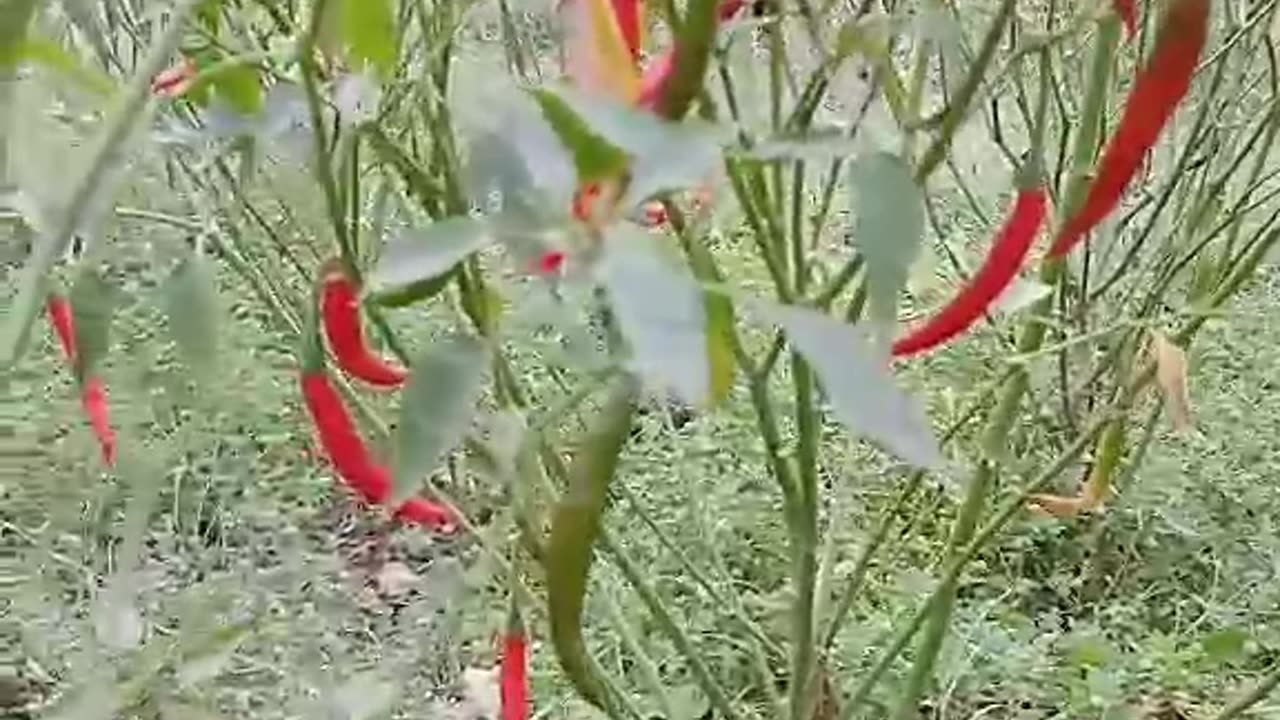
[758,303,941,468]
[542,86,723,204]
[163,254,220,381]
[602,231,710,405]
[704,290,736,406]
[368,270,455,308]
[530,88,630,185]
[849,152,925,326]
[547,378,637,710]
[70,268,115,383]
[370,217,493,293]
[391,334,489,502]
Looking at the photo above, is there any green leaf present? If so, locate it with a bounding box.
[367,269,455,308]
[1202,628,1249,662]
[391,334,489,502]
[69,268,115,383]
[163,254,220,381]
[195,0,222,35]
[540,86,724,205]
[211,63,262,115]
[602,230,710,405]
[341,0,397,79]
[758,302,941,468]
[849,151,924,326]
[370,217,493,294]
[530,87,629,185]
[0,0,39,69]
[704,290,736,406]
[547,378,637,710]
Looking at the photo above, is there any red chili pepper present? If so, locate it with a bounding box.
[321,265,408,389]
[301,372,391,504]
[500,605,530,720]
[1113,0,1138,38]
[47,295,116,466]
[394,495,459,533]
[611,0,644,62]
[1049,0,1209,259]
[300,323,458,533]
[534,251,568,276]
[892,187,1049,358]
[81,377,117,466]
[47,296,77,360]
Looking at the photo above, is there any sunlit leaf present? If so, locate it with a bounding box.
[1150,330,1192,432]
[391,334,488,501]
[370,217,493,294]
[163,254,220,382]
[210,62,262,115]
[849,152,924,327]
[547,378,636,710]
[758,303,942,468]
[70,268,115,383]
[341,0,397,79]
[531,87,630,185]
[602,230,710,405]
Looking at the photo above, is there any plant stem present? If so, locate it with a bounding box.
[1212,665,1280,720]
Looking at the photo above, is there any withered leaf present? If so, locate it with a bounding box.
[1150,330,1193,432]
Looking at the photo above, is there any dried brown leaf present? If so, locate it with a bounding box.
[1150,330,1193,432]
[1027,493,1089,517]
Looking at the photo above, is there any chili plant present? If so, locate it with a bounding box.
[4,0,1280,718]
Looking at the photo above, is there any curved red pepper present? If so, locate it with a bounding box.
[301,369,459,532]
[321,267,408,389]
[81,377,117,467]
[48,296,77,359]
[892,188,1048,358]
[47,295,116,466]
[500,607,530,720]
[1049,0,1209,258]
[611,0,644,62]
[301,372,390,504]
